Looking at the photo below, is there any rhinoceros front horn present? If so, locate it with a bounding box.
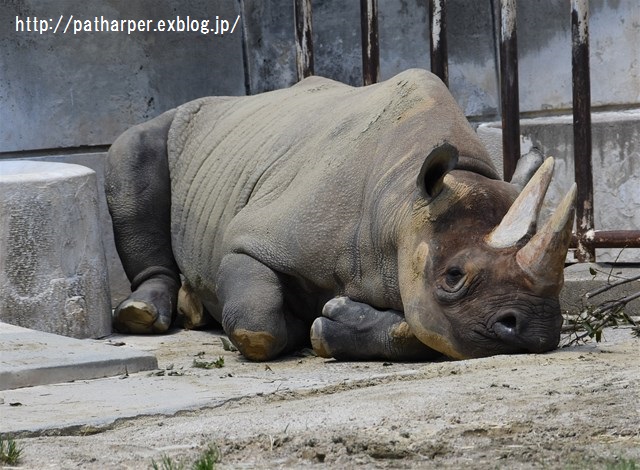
[485,157,555,249]
[516,183,577,288]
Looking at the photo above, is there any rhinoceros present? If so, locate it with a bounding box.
[105,68,575,362]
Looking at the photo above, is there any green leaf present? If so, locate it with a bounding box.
[584,322,595,335]
[192,356,225,369]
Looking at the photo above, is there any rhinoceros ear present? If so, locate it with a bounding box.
[417,142,459,203]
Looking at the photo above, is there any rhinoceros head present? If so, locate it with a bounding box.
[398,143,575,359]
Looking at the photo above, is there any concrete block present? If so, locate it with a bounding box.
[23,153,131,308]
[0,161,111,338]
[0,322,157,391]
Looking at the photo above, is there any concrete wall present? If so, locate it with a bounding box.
[0,0,245,152]
[4,1,636,150]
[1,0,638,305]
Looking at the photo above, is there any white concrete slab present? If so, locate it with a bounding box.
[0,322,157,391]
[1,324,635,437]
[0,328,422,434]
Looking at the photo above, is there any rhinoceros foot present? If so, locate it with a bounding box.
[113,276,178,334]
[311,297,440,361]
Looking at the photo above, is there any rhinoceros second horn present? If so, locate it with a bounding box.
[516,183,577,288]
[485,157,555,249]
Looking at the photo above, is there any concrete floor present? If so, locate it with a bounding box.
[1,262,638,439]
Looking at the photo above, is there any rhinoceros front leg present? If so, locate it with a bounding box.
[217,253,309,361]
[310,297,441,361]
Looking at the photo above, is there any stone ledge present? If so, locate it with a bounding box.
[0,322,157,391]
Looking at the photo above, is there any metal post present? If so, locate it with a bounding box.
[571,0,595,262]
[499,0,520,182]
[238,0,252,95]
[294,0,314,80]
[428,0,448,87]
[360,0,380,85]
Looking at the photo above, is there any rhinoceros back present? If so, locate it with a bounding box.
[166,69,497,304]
[166,78,356,296]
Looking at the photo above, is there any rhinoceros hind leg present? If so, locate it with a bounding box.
[217,253,309,361]
[177,281,214,330]
[113,273,179,334]
[311,297,441,361]
[106,109,181,334]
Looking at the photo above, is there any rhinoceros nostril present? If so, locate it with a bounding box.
[492,311,522,341]
[497,313,518,330]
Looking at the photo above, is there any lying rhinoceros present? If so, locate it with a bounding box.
[106,68,575,361]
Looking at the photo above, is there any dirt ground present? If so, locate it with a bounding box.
[8,326,640,469]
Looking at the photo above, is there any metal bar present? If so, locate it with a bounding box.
[571,231,640,250]
[238,0,252,95]
[499,0,520,182]
[571,0,595,262]
[294,0,314,80]
[428,0,448,87]
[360,0,380,85]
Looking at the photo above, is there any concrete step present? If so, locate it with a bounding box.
[0,322,157,391]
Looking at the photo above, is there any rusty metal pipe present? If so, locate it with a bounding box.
[429,0,448,87]
[499,0,520,182]
[571,0,595,262]
[294,0,314,80]
[571,231,640,250]
[360,0,380,85]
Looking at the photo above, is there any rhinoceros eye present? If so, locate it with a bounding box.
[436,267,469,303]
[445,267,465,289]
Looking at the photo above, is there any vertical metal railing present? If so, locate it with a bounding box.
[498,0,520,183]
[571,0,595,262]
[291,0,640,261]
[360,0,380,85]
[428,0,448,87]
[294,0,314,80]
[568,0,640,258]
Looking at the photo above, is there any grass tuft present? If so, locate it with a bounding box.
[0,436,23,465]
[151,444,221,470]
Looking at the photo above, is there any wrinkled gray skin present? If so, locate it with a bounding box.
[106,69,572,362]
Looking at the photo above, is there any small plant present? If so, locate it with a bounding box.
[192,445,220,470]
[150,444,220,470]
[563,303,637,345]
[0,436,23,465]
[606,458,639,470]
[192,356,225,369]
[562,266,639,347]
